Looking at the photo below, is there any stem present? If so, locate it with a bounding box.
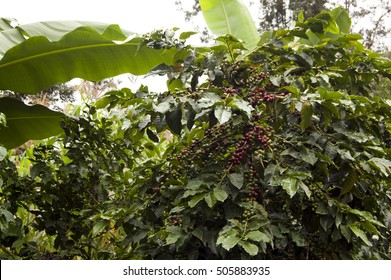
[0,245,18,259]
[218,162,235,188]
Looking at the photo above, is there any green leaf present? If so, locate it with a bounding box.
[283,85,301,98]
[213,187,228,202]
[188,193,207,208]
[349,225,372,246]
[217,234,241,250]
[318,87,345,100]
[298,11,305,23]
[214,105,232,124]
[320,216,334,231]
[186,179,205,190]
[347,209,384,228]
[228,172,244,189]
[0,146,6,161]
[315,203,329,215]
[321,101,340,119]
[340,167,357,195]
[91,220,109,237]
[179,31,197,40]
[340,225,352,242]
[230,99,252,117]
[291,231,307,246]
[298,181,311,198]
[205,192,217,208]
[335,212,343,228]
[199,0,260,50]
[368,157,391,176]
[329,7,351,34]
[300,147,318,165]
[0,18,14,31]
[166,105,182,135]
[167,78,184,91]
[198,92,222,108]
[146,129,159,143]
[0,98,66,149]
[0,22,178,93]
[154,97,173,114]
[166,226,181,245]
[264,163,283,186]
[305,29,321,46]
[0,21,129,55]
[281,177,298,198]
[239,240,259,256]
[300,102,314,132]
[299,51,313,66]
[245,231,270,242]
[215,34,246,52]
[324,18,339,34]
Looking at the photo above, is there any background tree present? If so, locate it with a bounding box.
[288,0,328,22]
[0,84,75,109]
[327,0,391,51]
[176,0,390,51]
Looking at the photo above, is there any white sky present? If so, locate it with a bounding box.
[2,0,196,93]
[2,0,193,34]
[2,0,389,94]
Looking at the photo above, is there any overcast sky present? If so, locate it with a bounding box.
[1,0,197,92]
[2,0,389,93]
[2,0,193,33]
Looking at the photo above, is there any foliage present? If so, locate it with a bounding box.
[176,0,390,52]
[0,20,178,94]
[327,0,391,51]
[1,2,391,260]
[0,21,181,149]
[0,83,75,108]
[199,0,260,50]
[0,98,66,149]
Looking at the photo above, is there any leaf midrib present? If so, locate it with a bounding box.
[220,0,232,34]
[6,116,62,120]
[0,41,138,70]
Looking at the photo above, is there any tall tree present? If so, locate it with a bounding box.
[176,0,327,31]
[259,0,289,30]
[288,0,328,21]
[340,0,390,51]
[177,0,390,51]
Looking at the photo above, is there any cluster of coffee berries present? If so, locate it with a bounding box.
[242,208,256,219]
[249,87,266,106]
[164,215,182,227]
[248,184,261,198]
[249,87,288,106]
[223,87,239,95]
[247,70,268,85]
[242,156,263,202]
[305,183,329,211]
[246,67,268,85]
[171,216,182,226]
[224,62,248,86]
[174,123,235,179]
[228,124,272,168]
[262,91,278,102]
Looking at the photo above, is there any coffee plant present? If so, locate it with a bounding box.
[1,6,391,259]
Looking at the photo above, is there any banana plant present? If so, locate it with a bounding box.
[0,21,179,149]
[0,21,178,93]
[0,0,260,149]
[199,0,260,50]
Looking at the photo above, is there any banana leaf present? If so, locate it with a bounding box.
[0,20,179,148]
[199,0,260,50]
[0,97,66,149]
[0,21,178,93]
